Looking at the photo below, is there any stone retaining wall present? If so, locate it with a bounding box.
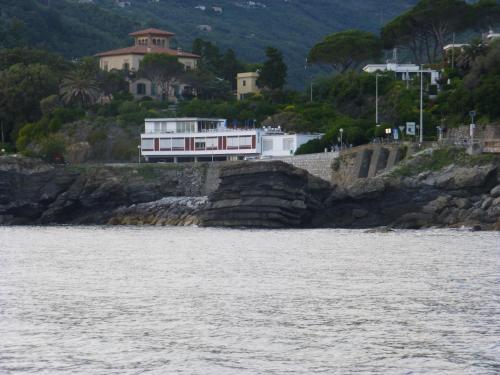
[255,152,339,182]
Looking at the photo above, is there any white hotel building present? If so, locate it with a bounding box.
[140,118,322,162]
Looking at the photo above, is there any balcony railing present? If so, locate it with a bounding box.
[144,127,257,134]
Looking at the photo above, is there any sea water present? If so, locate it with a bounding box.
[0,227,499,374]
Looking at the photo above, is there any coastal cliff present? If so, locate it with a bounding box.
[0,156,219,225]
[1,151,499,230]
[199,162,331,228]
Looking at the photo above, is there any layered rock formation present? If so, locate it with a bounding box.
[108,197,207,226]
[199,162,331,228]
[1,152,499,230]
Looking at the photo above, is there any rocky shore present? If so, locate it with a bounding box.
[1,150,499,230]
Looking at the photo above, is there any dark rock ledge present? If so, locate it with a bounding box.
[1,155,499,230]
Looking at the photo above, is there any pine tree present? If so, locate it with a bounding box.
[257,47,287,90]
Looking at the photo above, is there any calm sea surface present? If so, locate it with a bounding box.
[0,227,499,374]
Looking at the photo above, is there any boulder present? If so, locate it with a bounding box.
[490,185,500,198]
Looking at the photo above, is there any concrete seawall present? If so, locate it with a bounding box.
[332,144,408,186]
[255,145,408,185]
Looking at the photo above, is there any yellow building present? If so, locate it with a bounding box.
[237,72,260,100]
[95,28,199,101]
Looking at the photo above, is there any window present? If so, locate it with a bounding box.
[172,138,184,150]
[242,80,246,87]
[123,62,130,71]
[103,61,109,71]
[151,84,157,96]
[176,122,196,133]
[263,139,273,151]
[160,138,172,150]
[227,137,239,148]
[206,138,218,150]
[141,139,154,150]
[283,138,294,150]
[195,138,206,150]
[137,83,146,95]
[239,136,252,148]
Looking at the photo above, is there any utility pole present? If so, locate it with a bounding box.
[420,67,424,144]
[305,58,313,103]
[0,120,5,154]
[451,33,456,70]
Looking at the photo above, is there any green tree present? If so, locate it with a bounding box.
[184,71,233,100]
[138,53,185,101]
[220,49,245,90]
[0,63,59,142]
[257,47,287,90]
[382,0,475,64]
[60,70,101,108]
[97,70,129,99]
[192,38,222,74]
[308,30,382,73]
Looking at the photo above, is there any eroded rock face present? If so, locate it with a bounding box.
[108,197,208,226]
[0,156,217,225]
[199,162,332,228]
[1,155,499,230]
[317,163,500,230]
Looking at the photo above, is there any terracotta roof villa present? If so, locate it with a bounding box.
[95,28,200,101]
[129,28,175,37]
[95,45,199,59]
[95,28,199,59]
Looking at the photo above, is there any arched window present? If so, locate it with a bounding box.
[137,83,146,95]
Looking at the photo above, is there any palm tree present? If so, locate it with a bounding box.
[60,70,101,108]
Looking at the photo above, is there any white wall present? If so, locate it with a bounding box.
[261,134,322,157]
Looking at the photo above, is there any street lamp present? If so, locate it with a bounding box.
[417,67,434,144]
[469,110,476,145]
[375,73,380,126]
[137,145,141,164]
[339,128,344,150]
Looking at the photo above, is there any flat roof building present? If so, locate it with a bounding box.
[140,118,322,162]
[237,72,260,100]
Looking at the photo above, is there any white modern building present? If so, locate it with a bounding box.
[363,62,441,85]
[260,128,322,157]
[140,118,322,162]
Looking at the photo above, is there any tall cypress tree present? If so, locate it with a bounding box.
[257,47,287,90]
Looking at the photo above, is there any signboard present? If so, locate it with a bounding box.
[393,129,399,140]
[470,123,476,137]
[406,122,416,135]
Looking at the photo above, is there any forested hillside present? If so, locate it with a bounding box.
[0,0,416,86]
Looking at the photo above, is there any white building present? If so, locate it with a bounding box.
[260,128,322,157]
[140,118,322,162]
[485,30,500,43]
[443,43,469,52]
[363,62,440,85]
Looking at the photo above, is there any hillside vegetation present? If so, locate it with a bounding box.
[0,0,416,87]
